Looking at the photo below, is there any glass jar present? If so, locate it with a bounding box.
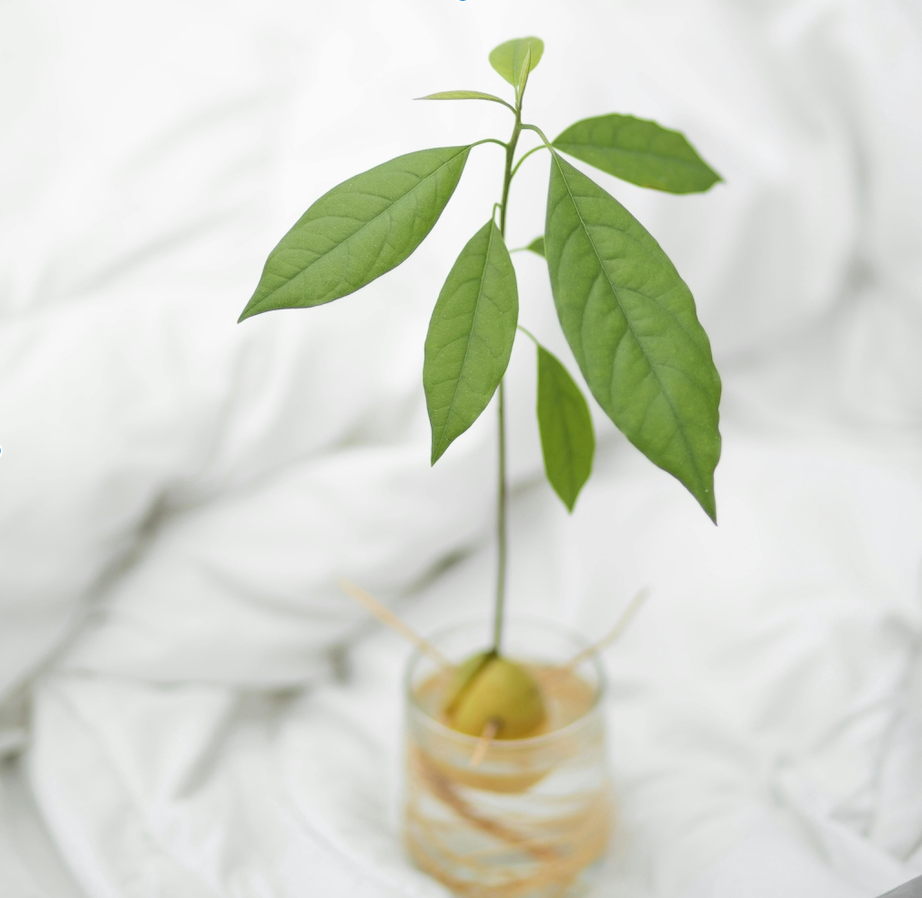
[404,619,612,898]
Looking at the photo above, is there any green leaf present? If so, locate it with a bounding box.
[239,146,471,321]
[536,345,595,511]
[488,37,544,91]
[417,90,513,110]
[516,45,534,100]
[553,114,722,194]
[545,152,721,521]
[424,220,518,464]
[525,236,545,257]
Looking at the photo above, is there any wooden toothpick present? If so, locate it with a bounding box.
[337,578,453,670]
[565,587,649,671]
[540,587,650,687]
[469,718,500,769]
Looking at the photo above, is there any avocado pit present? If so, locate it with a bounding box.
[443,651,547,739]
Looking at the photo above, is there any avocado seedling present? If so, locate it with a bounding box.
[240,37,721,743]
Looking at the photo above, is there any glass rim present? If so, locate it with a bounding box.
[404,615,607,750]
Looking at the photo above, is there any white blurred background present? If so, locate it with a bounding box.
[1,1,922,896]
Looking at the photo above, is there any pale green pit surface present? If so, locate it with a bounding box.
[443,652,547,739]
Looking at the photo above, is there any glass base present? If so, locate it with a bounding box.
[404,620,612,898]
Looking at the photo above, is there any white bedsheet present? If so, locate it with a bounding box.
[3,1,922,896]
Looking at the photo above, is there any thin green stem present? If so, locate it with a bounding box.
[493,379,508,654]
[491,202,503,228]
[509,144,548,182]
[516,324,539,346]
[492,103,524,656]
[498,115,522,236]
[487,98,517,114]
[520,123,554,149]
[471,137,510,151]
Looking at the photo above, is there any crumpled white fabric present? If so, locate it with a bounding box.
[2,0,922,896]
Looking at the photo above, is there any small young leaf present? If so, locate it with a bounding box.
[515,45,533,100]
[525,236,545,257]
[553,114,721,194]
[536,345,595,511]
[240,146,471,321]
[425,220,518,464]
[488,37,544,90]
[417,90,513,110]
[545,152,721,521]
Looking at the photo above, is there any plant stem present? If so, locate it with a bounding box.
[499,112,521,236]
[509,144,547,182]
[492,104,523,656]
[493,379,507,654]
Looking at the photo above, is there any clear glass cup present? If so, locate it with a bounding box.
[404,619,612,898]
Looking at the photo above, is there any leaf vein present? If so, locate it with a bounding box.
[552,153,708,493]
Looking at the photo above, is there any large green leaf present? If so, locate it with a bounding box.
[537,345,595,511]
[553,114,721,194]
[417,90,512,109]
[239,146,471,321]
[488,37,544,91]
[545,152,721,521]
[424,220,518,464]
